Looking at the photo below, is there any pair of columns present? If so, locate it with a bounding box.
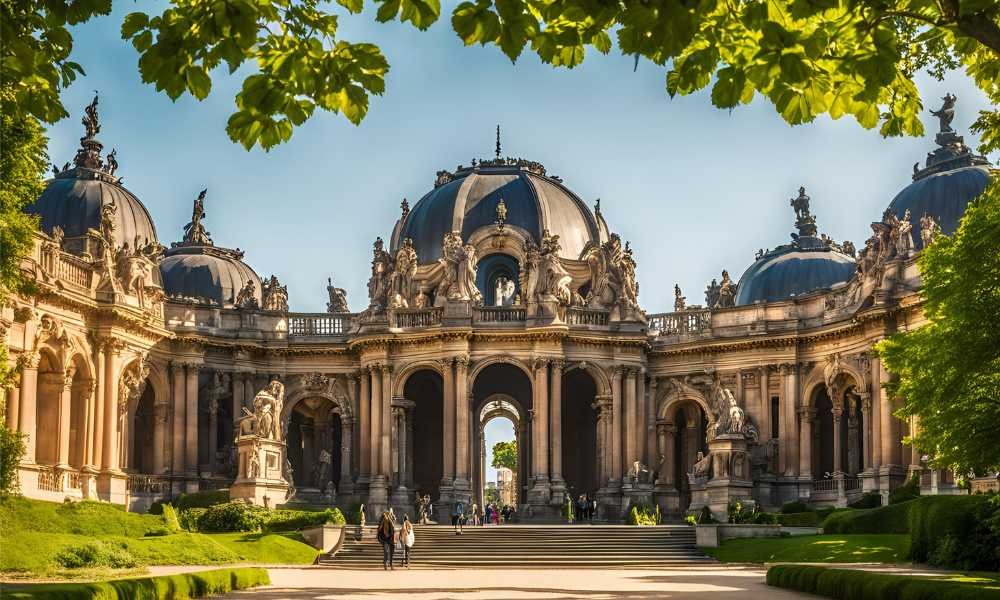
[357,364,392,484]
[440,357,470,493]
[169,361,202,477]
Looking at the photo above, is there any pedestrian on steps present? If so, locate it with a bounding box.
[399,514,414,568]
[452,501,465,535]
[376,511,396,570]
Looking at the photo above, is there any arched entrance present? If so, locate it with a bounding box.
[561,369,599,500]
[475,395,522,508]
[471,363,532,507]
[130,385,156,474]
[812,383,864,478]
[405,369,444,501]
[285,397,343,493]
[814,387,835,478]
[34,350,63,466]
[658,397,709,512]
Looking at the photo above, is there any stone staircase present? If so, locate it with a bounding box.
[317,524,711,569]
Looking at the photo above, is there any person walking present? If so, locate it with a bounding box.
[452,500,465,535]
[471,502,480,526]
[376,511,396,570]
[357,504,366,541]
[399,514,414,568]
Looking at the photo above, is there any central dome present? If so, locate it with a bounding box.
[392,160,604,261]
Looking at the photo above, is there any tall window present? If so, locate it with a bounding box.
[770,396,780,439]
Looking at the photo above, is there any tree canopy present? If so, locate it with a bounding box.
[2,0,998,151]
[877,179,1000,475]
[491,440,517,471]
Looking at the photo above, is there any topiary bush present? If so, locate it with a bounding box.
[766,564,1000,600]
[175,489,231,511]
[909,494,998,570]
[2,567,270,599]
[848,492,882,509]
[780,500,809,514]
[178,507,207,532]
[54,540,140,569]
[777,512,820,527]
[196,502,269,533]
[161,504,182,533]
[888,473,920,505]
[751,511,779,525]
[821,500,913,534]
[264,507,347,531]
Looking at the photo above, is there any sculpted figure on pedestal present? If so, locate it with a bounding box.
[920,212,941,248]
[261,275,289,312]
[674,284,686,312]
[715,270,736,308]
[435,231,481,304]
[583,233,639,312]
[252,380,285,441]
[931,93,957,133]
[689,451,712,483]
[537,230,572,306]
[709,379,758,442]
[182,189,213,245]
[326,277,349,313]
[704,278,720,308]
[389,237,418,309]
[235,280,258,309]
[896,209,914,257]
[366,237,393,313]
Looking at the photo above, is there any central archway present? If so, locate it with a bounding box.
[286,397,343,492]
[471,363,532,508]
[561,368,600,499]
[404,369,444,501]
[476,395,521,509]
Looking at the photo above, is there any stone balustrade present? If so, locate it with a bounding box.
[475,306,527,323]
[566,307,609,326]
[127,473,171,495]
[648,309,712,336]
[288,313,351,336]
[392,307,442,328]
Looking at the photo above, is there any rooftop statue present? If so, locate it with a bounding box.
[182,189,213,246]
[705,278,720,308]
[495,197,508,230]
[896,209,914,257]
[674,284,686,312]
[326,277,350,313]
[931,93,957,134]
[716,270,736,308]
[366,237,393,313]
[389,237,418,309]
[261,275,289,312]
[82,94,101,139]
[104,148,119,176]
[236,279,258,309]
[920,213,941,247]
[435,231,481,305]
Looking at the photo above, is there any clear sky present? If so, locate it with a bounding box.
[46,1,994,313]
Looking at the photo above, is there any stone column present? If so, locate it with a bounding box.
[798,406,814,478]
[780,363,799,477]
[759,368,770,439]
[877,359,899,466]
[83,380,97,469]
[358,368,371,478]
[170,362,186,474]
[19,353,39,463]
[370,365,382,477]
[207,396,219,474]
[405,408,414,488]
[184,363,200,476]
[56,367,75,469]
[832,405,843,475]
[611,367,623,483]
[646,377,658,464]
[348,375,359,479]
[624,368,638,468]
[340,416,354,489]
[532,358,549,484]
[592,398,605,484]
[860,392,873,471]
[441,358,455,486]
[657,421,676,485]
[5,379,19,432]
[847,398,860,476]
[153,401,168,473]
[393,407,404,486]
[549,359,564,489]
[380,366,392,478]
[454,357,470,490]
[232,373,246,422]
[101,343,123,471]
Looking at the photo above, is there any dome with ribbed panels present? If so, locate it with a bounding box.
[392,158,605,261]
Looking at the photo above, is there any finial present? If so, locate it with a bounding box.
[179,188,212,246]
[790,186,817,238]
[400,198,410,218]
[83,93,100,139]
[73,94,105,170]
[594,198,601,214]
[495,124,501,159]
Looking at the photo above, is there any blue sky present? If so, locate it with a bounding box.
[48,2,994,315]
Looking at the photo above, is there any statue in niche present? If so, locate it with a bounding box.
[919,213,940,247]
[366,237,393,312]
[182,189,213,246]
[931,93,957,133]
[674,284,686,312]
[495,197,508,230]
[313,449,332,487]
[704,278,720,309]
[896,209,914,256]
[261,275,288,312]
[326,277,349,313]
[716,270,736,308]
[235,279,258,309]
[390,237,418,308]
[494,276,516,306]
[252,380,285,441]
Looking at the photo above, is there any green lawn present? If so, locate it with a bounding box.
[0,498,318,580]
[702,534,911,564]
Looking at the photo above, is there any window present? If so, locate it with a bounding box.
[771,396,780,439]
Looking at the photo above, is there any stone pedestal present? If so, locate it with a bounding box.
[692,434,754,522]
[366,475,390,515]
[80,466,99,500]
[97,469,128,505]
[230,435,290,508]
[622,481,654,512]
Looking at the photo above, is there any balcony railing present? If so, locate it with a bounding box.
[475,306,527,323]
[566,307,609,326]
[812,478,837,492]
[288,314,350,336]
[393,308,442,329]
[648,309,712,336]
[37,466,61,492]
[845,477,862,491]
[127,474,170,495]
[57,254,92,288]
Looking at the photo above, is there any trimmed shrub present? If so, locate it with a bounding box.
[161,504,182,533]
[888,473,920,505]
[766,564,1000,600]
[54,541,139,570]
[2,566,270,599]
[0,424,26,496]
[909,494,997,570]
[777,512,819,527]
[780,500,808,514]
[848,492,882,509]
[196,502,269,533]
[265,507,347,531]
[179,507,207,532]
[175,489,230,511]
[821,500,912,534]
[813,506,838,522]
[751,511,779,525]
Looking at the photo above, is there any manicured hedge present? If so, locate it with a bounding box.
[821,500,913,534]
[2,567,269,599]
[766,565,1000,600]
[908,494,994,568]
[776,512,820,527]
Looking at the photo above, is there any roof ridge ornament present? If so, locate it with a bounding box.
[914,93,991,181]
[73,93,105,171]
[177,189,214,247]
[790,186,817,239]
[496,124,501,159]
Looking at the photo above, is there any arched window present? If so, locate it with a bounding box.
[476,254,520,306]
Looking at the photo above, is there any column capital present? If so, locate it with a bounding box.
[549,358,565,370]
[656,421,677,435]
[453,355,470,369]
[611,365,624,380]
[778,362,794,375]
[20,351,41,370]
[797,405,816,419]
[531,357,549,372]
[378,363,392,375]
[62,366,76,389]
[436,357,453,370]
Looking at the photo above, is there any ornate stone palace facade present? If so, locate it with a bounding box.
[2,96,993,519]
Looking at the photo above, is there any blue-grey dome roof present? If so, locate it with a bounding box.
[160,246,261,307]
[27,169,159,248]
[735,237,856,306]
[393,162,603,261]
[887,166,991,251]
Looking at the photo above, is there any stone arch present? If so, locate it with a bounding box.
[392,361,444,398]
[33,348,64,466]
[657,383,712,426]
[802,367,863,410]
[467,354,533,386]
[562,361,612,397]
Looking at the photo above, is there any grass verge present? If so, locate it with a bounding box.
[1,566,270,599]
[701,534,911,564]
[766,564,1000,600]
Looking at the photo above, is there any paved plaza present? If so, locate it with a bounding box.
[215,566,811,599]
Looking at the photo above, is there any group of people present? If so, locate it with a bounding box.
[416,494,434,524]
[375,508,416,570]
[573,494,598,523]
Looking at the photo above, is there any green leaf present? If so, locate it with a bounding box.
[337,0,364,14]
[592,31,612,54]
[711,66,747,109]
[452,0,501,46]
[184,66,212,100]
[120,12,149,39]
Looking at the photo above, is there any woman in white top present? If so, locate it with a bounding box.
[399,514,415,567]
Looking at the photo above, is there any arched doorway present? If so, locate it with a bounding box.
[130,385,156,474]
[561,369,599,500]
[476,396,521,508]
[285,397,343,493]
[476,254,520,306]
[472,363,532,507]
[659,398,708,512]
[34,351,62,466]
[405,369,444,502]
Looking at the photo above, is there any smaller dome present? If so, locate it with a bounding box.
[735,187,856,306]
[160,246,261,307]
[159,189,261,307]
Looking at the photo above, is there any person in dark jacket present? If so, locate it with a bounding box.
[376,511,396,569]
